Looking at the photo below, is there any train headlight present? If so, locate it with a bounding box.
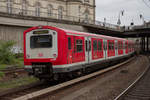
[26,54,30,58]
[53,54,57,58]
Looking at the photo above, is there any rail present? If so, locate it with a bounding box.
[0,5,121,31]
[13,57,134,100]
[114,64,150,100]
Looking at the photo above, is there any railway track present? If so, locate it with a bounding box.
[0,67,25,75]
[0,81,54,100]
[6,57,134,100]
[114,62,150,100]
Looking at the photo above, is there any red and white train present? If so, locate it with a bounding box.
[24,26,135,80]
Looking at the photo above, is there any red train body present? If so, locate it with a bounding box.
[24,26,135,79]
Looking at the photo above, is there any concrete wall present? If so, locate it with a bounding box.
[0,25,27,49]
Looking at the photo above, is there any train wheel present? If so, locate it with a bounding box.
[53,74,59,81]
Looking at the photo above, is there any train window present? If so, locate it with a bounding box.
[103,41,106,50]
[93,40,97,51]
[125,42,128,49]
[121,42,123,49]
[112,42,114,50]
[115,42,117,49]
[89,41,91,51]
[98,40,102,51]
[85,40,88,51]
[68,37,71,50]
[118,42,122,49]
[108,41,111,50]
[30,35,52,48]
[129,43,131,49]
[76,39,83,52]
[108,41,114,50]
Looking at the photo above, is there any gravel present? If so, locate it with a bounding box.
[40,55,150,100]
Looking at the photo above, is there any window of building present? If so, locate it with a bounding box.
[7,0,13,14]
[22,0,27,15]
[84,12,89,23]
[35,2,41,17]
[58,6,63,19]
[93,40,97,51]
[48,4,53,17]
[84,0,89,2]
[76,39,83,52]
[98,40,102,51]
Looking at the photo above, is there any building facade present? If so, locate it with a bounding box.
[0,0,96,23]
[0,0,96,52]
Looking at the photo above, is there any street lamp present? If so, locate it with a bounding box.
[79,5,81,22]
[103,17,106,27]
[140,14,146,25]
[117,10,124,25]
[130,19,134,26]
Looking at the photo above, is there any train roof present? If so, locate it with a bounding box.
[60,28,127,41]
[25,25,130,42]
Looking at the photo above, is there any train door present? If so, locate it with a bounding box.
[74,36,85,63]
[118,41,123,55]
[97,39,104,58]
[103,39,107,59]
[125,41,128,54]
[85,37,91,64]
[92,38,98,60]
[67,35,74,64]
[115,40,118,56]
[107,40,115,57]
[123,41,126,55]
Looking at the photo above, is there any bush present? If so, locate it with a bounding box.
[0,64,7,70]
[14,58,24,68]
[14,53,23,58]
[0,40,16,64]
[0,71,5,78]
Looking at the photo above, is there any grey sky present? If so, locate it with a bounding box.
[96,0,150,26]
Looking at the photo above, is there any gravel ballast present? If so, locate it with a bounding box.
[40,55,150,100]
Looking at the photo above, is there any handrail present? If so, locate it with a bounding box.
[0,5,122,31]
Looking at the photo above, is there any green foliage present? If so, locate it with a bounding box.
[14,53,23,58]
[0,71,5,78]
[14,58,24,68]
[0,40,16,64]
[0,40,24,69]
[0,64,7,70]
[0,76,38,90]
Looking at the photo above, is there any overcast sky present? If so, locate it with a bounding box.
[96,0,150,26]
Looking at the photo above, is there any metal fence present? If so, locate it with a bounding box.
[0,5,121,31]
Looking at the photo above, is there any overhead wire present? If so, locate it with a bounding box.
[142,0,150,9]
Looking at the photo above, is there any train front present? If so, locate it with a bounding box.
[24,26,59,79]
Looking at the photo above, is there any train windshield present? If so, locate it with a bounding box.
[30,35,52,48]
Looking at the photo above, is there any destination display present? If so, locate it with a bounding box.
[33,30,49,34]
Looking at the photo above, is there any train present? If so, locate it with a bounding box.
[24,25,135,80]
